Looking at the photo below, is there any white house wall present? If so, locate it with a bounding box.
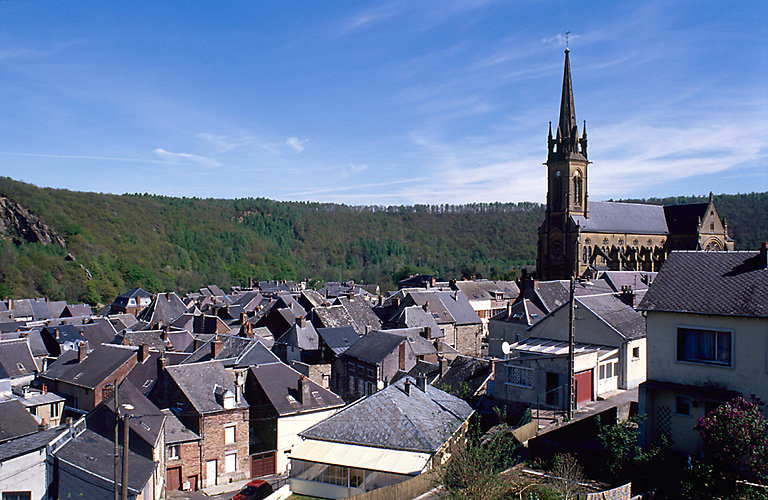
[276,407,341,474]
[0,447,48,500]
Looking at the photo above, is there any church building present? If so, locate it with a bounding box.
[537,50,733,281]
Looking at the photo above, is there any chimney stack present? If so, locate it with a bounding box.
[404,379,411,395]
[138,344,150,363]
[507,302,513,319]
[297,375,311,404]
[161,325,169,342]
[619,285,635,308]
[211,338,223,358]
[760,242,768,269]
[77,341,88,362]
[415,374,427,392]
[298,316,306,328]
[422,301,429,312]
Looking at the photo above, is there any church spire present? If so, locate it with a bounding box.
[558,49,578,148]
[549,48,586,160]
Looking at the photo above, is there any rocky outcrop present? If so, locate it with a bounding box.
[0,196,66,247]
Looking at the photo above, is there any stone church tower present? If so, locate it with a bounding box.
[537,49,589,280]
[537,50,733,281]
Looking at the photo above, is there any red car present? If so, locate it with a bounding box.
[232,479,273,500]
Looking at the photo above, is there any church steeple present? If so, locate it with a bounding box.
[549,49,587,160]
[558,49,577,144]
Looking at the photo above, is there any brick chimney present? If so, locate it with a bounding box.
[297,375,311,404]
[77,342,88,362]
[211,338,223,358]
[138,344,150,363]
[240,311,246,325]
[760,242,768,269]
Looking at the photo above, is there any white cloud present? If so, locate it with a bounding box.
[286,137,308,153]
[195,133,253,152]
[153,148,220,167]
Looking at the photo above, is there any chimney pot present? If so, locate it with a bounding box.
[404,379,411,395]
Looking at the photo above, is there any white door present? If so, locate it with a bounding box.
[205,459,217,487]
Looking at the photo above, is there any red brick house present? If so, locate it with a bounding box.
[150,359,249,488]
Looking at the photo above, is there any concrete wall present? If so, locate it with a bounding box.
[275,407,340,474]
[643,311,768,454]
[646,312,768,401]
[0,447,48,500]
[487,319,529,358]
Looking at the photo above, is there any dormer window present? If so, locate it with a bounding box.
[223,394,235,409]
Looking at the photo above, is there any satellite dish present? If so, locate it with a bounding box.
[376,380,385,390]
[501,341,511,355]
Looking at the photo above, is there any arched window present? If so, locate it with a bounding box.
[573,173,583,206]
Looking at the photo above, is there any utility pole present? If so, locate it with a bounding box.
[121,412,130,500]
[567,277,576,421]
[113,380,119,500]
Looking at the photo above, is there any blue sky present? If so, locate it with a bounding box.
[1,1,766,205]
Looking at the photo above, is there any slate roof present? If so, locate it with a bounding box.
[454,280,519,302]
[126,349,180,394]
[116,287,153,301]
[121,329,194,352]
[161,409,200,444]
[342,331,405,365]
[638,250,768,318]
[181,335,274,366]
[317,327,361,356]
[81,318,120,346]
[402,291,454,324]
[600,271,656,293]
[42,344,137,390]
[300,377,473,453]
[56,428,156,496]
[61,304,93,318]
[663,203,708,234]
[0,425,67,462]
[576,294,646,340]
[248,363,344,416]
[385,306,443,338]
[137,292,188,327]
[490,299,545,327]
[385,328,438,357]
[571,201,669,235]
[436,355,492,396]
[234,341,281,368]
[0,399,40,442]
[164,360,247,414]
[0,338,38,379]
[334,296,382,332]
[312,305,363,335]
[88,379,165,448]
[434,291,482,325]
[275,321,320,351]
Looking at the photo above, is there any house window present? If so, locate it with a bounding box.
[675,396,691,416]
[3,493,32,500]
[169,445,180,459]
[51,403,60,418]
[599,364,605,379]
[632,347,640,359]
[677,327,731,366]
[506,365,533,388]
[225,425,236,444]
[225,452,237,473]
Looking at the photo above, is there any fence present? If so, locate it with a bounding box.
[349,471,436,500]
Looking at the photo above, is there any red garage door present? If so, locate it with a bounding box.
[575,369,593,405]
[251,452,276,478]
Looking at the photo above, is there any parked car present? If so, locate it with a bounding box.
[232,479,273,500]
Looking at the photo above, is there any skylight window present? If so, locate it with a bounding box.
[16,363,24,371]
[141,422,151,431]
[73,372,84,380]
[142,379,152,388]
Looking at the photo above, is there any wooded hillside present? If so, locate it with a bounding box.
[0,177,764,305]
